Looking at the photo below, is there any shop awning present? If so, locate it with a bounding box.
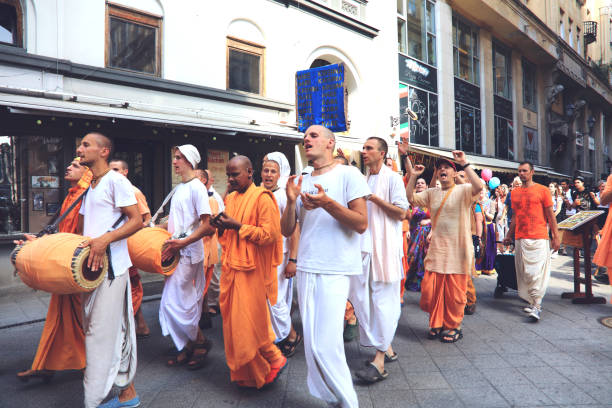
[0,93,302,141]
[408,143,571,178]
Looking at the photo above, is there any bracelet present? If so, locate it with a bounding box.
[288,258,297,263]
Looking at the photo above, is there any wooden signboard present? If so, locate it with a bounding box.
[558,210,603,248]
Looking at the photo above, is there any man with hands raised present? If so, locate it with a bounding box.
[399,136,481,343]
[281,125,369,408]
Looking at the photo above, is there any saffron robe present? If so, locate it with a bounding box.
[219,184,283,388]
[30,171,92,371]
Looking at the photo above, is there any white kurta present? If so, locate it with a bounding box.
[515,238,551,307]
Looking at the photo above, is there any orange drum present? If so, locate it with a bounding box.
[10,233,107,294]
[127,227,178,276]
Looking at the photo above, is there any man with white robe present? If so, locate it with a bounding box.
[159,144,216,369]
[76,132,143,408]
[281,125,369,408]
[352,137,408,383]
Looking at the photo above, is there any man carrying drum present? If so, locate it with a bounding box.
[16,157,92,383]
[159,145,216,370]
[76,132,144,408]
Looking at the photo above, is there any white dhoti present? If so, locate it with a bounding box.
[159,256,205,350]
[269,253,293,342]
[350,253,401,351]
[297,271,358,408]
[515,239,551,307]
[82,271,137,408]
[207,245,222,308]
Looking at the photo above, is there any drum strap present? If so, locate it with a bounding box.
[149,185,179,227]
[36,188,90,237]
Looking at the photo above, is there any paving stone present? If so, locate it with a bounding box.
[539,383,598,405]
[495,383,555,406]
[405,371,450,390]
[454,385,510,408]
[517,366,572,385]
[413,388,465,408]
[431,355,475,371]
[441,369,490,389]
[371,389,419,408]
[469,353,511,369]
[480,367,532,386]
[498,352,548,368]
[578,382,612,405]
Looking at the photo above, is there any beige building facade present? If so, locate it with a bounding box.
[398,0,612,182]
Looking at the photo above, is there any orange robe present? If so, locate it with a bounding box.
[420,270,468,330]
[593,174,612,301]
[129,186,150,314]
[203,196,220,296]
[218,184,283,388]
[30,171,92,372]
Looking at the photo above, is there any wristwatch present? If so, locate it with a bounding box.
[288,258,297,263]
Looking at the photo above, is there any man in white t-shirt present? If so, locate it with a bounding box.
[159,145,215,370]
[76,132,143,408]
[262,152,302,357]
[353,137,408,383]
[281,125,369,408]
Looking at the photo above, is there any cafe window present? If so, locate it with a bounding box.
[0,0,23,47]
[0,135,66,237]
[106,3,162,76]
[493,42,511,99]
[522,58,537,112]
[227,37,265,95]
[455,103,481,154]
[495,117,514,160]
[452,17,479,86]
[398,0,436,66]
[399,84,438,147]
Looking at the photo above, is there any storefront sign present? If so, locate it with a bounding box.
[494,95,513,119]
[296,64,347,133]
[206,149,229,196]
[398,54,437,93]
[454,77,480,108]
[588,136,595,150]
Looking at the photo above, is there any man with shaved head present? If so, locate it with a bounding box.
[76,132,143,407]
[212,155,286,388]
[281,125,370,407]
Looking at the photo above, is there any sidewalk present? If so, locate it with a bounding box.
[1,254,611,407]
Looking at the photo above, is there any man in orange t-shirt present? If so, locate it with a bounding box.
[504,161,560,322]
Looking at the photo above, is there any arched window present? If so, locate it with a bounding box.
[0,0,24,47]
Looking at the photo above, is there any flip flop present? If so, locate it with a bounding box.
[187,338,213,370]
[355,362,388,383]
[280,332,303,358]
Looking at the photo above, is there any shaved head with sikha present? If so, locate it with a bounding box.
[226,155,253,193]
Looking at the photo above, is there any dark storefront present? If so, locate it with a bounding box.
[0,108,298,240]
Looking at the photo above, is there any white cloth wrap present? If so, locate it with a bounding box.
[515,238,551,306]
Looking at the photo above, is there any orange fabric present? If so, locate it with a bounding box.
[129,267,143,313]
[420,270,468,329]
[127,227,177,275]
[401,229,409,302]
[30,177,91,372]
[511,184,553,240]
[203,265,214,296]
[466,274,476,306]
[203,197,220,267]
[16,233,104,294]
[344,301,355,321]
[219,183,283,389]
[133,187,150,216]
[594,176,612,268]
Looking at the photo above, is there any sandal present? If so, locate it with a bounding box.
[16,369,54,383]
[355,362,388,383]
[440,328,463,343]
[427,328,442,340]
[280,332,303,358]
[166,348,193,367]
[187,338,213,370]
[385,351,399,363]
